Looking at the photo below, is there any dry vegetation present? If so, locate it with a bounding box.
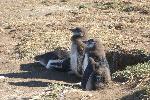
[0,0,150,99]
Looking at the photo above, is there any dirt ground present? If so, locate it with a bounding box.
[0,0,149,100]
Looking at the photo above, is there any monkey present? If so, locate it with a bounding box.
[81,39,111,90]
[69,27,88,77]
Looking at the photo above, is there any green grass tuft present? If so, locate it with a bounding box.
[35,83,76,100]
[112,61,150,98]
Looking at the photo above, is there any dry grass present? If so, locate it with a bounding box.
[113,62,150,98]
[12,0,150,60]
[0,0,149,99]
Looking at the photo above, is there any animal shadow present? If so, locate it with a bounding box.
[1,48,149,88]
[106,49,150,73]
[121,89,149,100]
[9,81,49,87]
[0,48,80,88]
[0,62,80,87]
[20,62,80,82]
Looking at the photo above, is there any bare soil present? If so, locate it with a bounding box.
[0,0,149,100]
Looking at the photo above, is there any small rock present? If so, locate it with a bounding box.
[114,23,123,30]
[4,25,11,29]
[9,29,16,33]
[139,9,149,15]
[0,27,5,33]
[45,13,52,17]
[123,6,134,12]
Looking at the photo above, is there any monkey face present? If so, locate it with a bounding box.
[69,27,86,37]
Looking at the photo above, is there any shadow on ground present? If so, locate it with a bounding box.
[0,47,80,87]
[121,89,149,100]
[0,62,80,87]
[9,81,50,87]
[0,62,81,83]
[0,48,149,88]
[106,49,150,73]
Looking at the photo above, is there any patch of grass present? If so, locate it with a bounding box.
[93,1,132,10]
[41,0,51,6]
[41,83,64,99]
[94,2,114,10]
[79,4,87,10]
[117,1,133,11]
[112,61,150,98]
[121,89,150,100]
[60,0,68,2]
[93,0,149,15]
[32,83,76,100]
[122,5,134,12]
[14,31,71,59]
